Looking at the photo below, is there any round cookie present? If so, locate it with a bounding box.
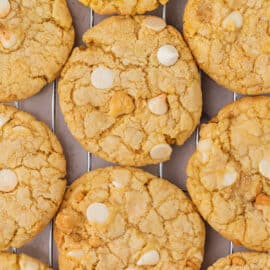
[184,0,270,95]
[0,104,66,250]
[0,0,74,101]
[54,166,205,270]
[58,16,202,166]
[208,252,270,270]
[0,252,51,270]
[78,0,169,15]
[187,96,270,251]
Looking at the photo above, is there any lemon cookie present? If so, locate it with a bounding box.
[54,166,205,270]
[0,252,51,270]
[187,96,270,251]
[58,16,202,166]
[184,0,270,95]
[208,252,270,270]
[0,0,74,101]
[78,0,168,15]
[0,104,66,250]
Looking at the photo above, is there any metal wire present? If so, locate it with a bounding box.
[87,9,94,173]
[158,4,167,179]
[48,80,57,267]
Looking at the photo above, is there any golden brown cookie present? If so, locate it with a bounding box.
[58,16,202,166]
[0,252,51,270]
[0,104,66,250]
[54,166,205,270]
[0,0,74,101]
[208,252,270,270]
[78,0,168,15]
[187,96,270,251]
[184,0,270,95]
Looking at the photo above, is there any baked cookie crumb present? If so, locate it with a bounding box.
[184,0,270,95]
[78,0,169,15]
[187,96,270,251]
[55,166,205,270]
[58,15,202,166]
[0,252,51,270]
[0,104,66,250]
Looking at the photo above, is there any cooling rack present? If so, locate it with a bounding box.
[9,0,247,269]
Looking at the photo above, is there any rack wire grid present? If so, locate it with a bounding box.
[8,0,248,269]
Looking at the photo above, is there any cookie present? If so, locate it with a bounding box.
[208,252,270,270]
[0,252,51,270]
[78,0,168,15]
[184,0,270,95]
[187,96,270,251]
[0,104,66,250]
[54,166,205,270]
[0,0,74,101]
[58,16,202,166]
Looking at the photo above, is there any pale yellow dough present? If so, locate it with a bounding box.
[208,252,270,270]
[78,0,169,15]
[184,0,270,95]
[0,104,66,250]
[0,0,74,101]
[0,252,51,270]
[54,167,205,270]
[187,96,270,251]
[58,16,202,166]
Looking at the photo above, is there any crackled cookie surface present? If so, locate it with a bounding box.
[55,167,205,270]
[208,252,270,270]
[0,104,66,250]
[0,0,74,101]
[187,96,270,251]
[0,252,51,270]
[78,0,168,15]
[58,16,202,166]
[184,0,270,95]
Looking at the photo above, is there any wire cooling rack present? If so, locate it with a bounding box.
[8,0,246,269]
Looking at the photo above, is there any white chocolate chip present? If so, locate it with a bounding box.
[86,202,109,224]
[126,267,136,270]
[222,11,243,30]
[112,181,122,188]
[144,17,166,31]
[223,171,238,187]
[137,250,160,266]
[157,45,179,66]
[148,94,168,115]
[0,114,10,128]
[12,126,30,133]
[0,30,17,49]
[259,158,270,179]
[197,139,213,163]
[91,67,114,90]
[0,0,10,18]
[0,169,18,192]
[67,249,84,259]
[150,144,172,160]
[19,260,39,270]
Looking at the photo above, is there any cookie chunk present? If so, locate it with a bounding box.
[184,0,270,95]
[208,252,270,270]
[0,252,51,270]
[0,104,66,250]
[58,16,202,166]
[78,0,168,15]
[54,167,205,270]
[0,0,74,101]
[187,96,270,251]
